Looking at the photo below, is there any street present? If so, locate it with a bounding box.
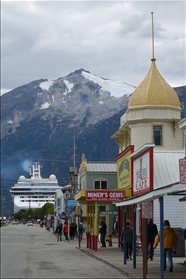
[1,224,127,278]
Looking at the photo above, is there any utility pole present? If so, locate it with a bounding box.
[73,126,76,169]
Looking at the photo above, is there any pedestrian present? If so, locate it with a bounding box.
[55,220,63,241]
[74,222,78,238]
[78,221,85,241]
[99,218,107,247]
[153,220,177,272]
[120,220,133,259]
[51,220,55,232]
[147,219,158,260]
[63,222,69,241]
[70,223,75,240]
[114,219,118,238]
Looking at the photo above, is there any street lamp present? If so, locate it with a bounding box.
[29,199,31,209]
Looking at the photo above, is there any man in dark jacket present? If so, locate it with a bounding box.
[120,220,133,259]
[55,220,63,241]
[99,219,107,247]
[147,219,158,260]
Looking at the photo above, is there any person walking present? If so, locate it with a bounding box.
[70,223,75,240]
[147,219,158,260]
[55,220,63,241]
[114,219,118,238]
[153,220,177,272]
[63,222,69,241]
[79,221,85,242]
[51,220,55,232]
[99,219,107,247]
[123,220,133,259]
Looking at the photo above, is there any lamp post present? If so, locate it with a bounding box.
[29,199,31,209]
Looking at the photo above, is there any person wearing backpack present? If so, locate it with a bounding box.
[147,219,158,260]
[55,220,63,242]
[153,220,177,272]
[79,221,85,241]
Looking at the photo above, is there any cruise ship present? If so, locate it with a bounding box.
[10,162,62,213]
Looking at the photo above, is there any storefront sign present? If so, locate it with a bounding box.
[86,190,125,201]
[141,201,153,219]
[117,152,130,188]
[116,145,134,194]
[179,158,186,184]
[99,211,118,215]
[66,199,78,207]
[132,151,151,195]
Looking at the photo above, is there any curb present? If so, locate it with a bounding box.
[76,247,135,279]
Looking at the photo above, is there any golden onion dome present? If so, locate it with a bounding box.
[128,59,181,109]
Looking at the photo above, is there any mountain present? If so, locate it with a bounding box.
[1,69,136,139]
[1,69,186,217]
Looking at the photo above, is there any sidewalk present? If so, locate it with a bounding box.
[67,236,186,279]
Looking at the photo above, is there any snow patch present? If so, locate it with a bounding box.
[1,88,12,96]
[99,101,104,104]
[40,80,54,91]
[40,102,50,109]
[82,71,135,98]
[64,79,73,93]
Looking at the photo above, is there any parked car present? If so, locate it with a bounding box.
[27,221,33,226]
[12,220,19,225]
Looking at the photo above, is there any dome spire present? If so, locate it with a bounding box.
[151,12,156,61]
[127,11,181,111]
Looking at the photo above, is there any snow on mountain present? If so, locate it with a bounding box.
[64,79,73,93]
[1,88,12,96]
[40,102,50,110]
[82,71,136,98]
[40,80,54,90]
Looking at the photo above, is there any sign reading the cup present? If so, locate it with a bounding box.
[86,190,125,201]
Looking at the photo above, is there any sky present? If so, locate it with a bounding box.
[1,1,186,95]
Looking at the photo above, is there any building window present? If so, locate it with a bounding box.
[94,180,107,189]
[99,205,106,212]
[153,125,162,146]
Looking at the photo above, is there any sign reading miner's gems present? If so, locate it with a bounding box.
[86,190,125,201]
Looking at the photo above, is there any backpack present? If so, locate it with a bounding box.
[79,223,84,232]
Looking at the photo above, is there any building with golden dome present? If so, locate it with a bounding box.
[112,58,183,152]
[112,17,186,256]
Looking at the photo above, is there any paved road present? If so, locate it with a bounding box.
[1,224,127,278]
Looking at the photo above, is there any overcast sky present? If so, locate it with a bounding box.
[1,1,185,94]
